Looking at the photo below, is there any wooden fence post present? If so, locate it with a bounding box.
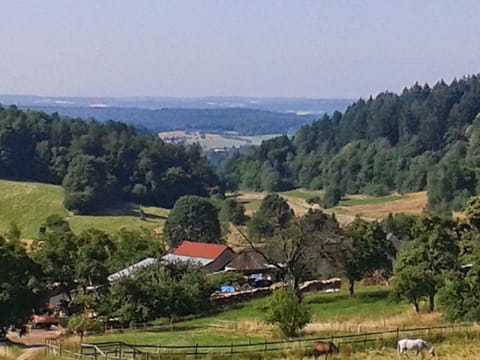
[264,339,267,353]
[195,343,198,359]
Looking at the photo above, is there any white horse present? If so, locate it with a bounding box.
[397,339,435,358]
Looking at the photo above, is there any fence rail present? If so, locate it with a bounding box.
[46,323,478,359]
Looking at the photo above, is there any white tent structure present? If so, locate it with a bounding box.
[107,257,158,282]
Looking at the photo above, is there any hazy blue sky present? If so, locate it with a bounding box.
[1,0,479,98]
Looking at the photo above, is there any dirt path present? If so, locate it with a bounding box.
[6,329,63,347]
[16,348,44,360]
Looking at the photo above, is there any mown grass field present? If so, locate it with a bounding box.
[237,189,427,222]
[339,195,405,207]
[0,180,168,239]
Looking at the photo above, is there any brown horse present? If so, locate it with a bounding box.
[313,341,339,359]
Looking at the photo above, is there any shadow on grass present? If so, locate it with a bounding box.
[306,289,391,305]
[143,323,205,333]
[89,202,167,220]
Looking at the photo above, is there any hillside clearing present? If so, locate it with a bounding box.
[237,190,427,224]
[0,180,168,239]
[159,131,282,149]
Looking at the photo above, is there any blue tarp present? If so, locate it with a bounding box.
[220,286,236,293]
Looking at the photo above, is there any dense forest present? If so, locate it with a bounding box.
[0,105,220,214]
[221,75,480,214]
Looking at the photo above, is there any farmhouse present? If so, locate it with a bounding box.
[162,241,236,273]
[224,248,280,284]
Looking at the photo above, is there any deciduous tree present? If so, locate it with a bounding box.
[247,194,294,240]
[163,195,222,248]
[0,236,45,328]
[342,218,396,296]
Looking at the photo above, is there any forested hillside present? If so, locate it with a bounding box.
[0,105,220,214]
[25,106,317,136]
[221,75,480,214]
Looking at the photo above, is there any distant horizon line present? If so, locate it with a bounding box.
[0,93,355,101]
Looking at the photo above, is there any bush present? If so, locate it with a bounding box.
[219,198,248,225]
[320,186,342,208]
[364,184,389,197]
[306,196,322,205]
[63,190,96,214]
[67,314,104,340]
[265,286,311,337]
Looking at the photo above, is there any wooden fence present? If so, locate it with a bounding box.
[45,323,478,359]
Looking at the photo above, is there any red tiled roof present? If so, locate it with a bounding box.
[174,241,229,260]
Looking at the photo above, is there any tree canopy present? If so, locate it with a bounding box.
[163,195,222,248]
[392,214,460,312]
[0,106,220,214]
[342,218,396,296]
[247,193,294,240]
[0,236,45,327]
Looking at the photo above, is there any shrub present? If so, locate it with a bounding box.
[67,314,103,341]
[320,186,342,208]
[265,286,311,337]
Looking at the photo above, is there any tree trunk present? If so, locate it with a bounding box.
[293,276,303,302]
[428,293,435,312]
[349,280,355,296]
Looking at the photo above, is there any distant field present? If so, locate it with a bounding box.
[237,190,427,223]
[336,192,427,219]
[339,194,405,207]
[280,189,324,200]
[0,180,168,239]
[159,131,282,149]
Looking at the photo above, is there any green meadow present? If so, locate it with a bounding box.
[0,180,168,239]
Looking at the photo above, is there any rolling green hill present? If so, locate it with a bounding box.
[0,180,168,239]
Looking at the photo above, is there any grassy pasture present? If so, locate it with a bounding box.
[86,286,480,359]
[88,287,419,346]
[339,195,405,207]
[0,180,168,239]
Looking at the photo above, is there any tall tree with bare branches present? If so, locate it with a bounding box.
[238,201,343,300]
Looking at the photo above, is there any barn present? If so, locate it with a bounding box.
[161,241,236,273]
